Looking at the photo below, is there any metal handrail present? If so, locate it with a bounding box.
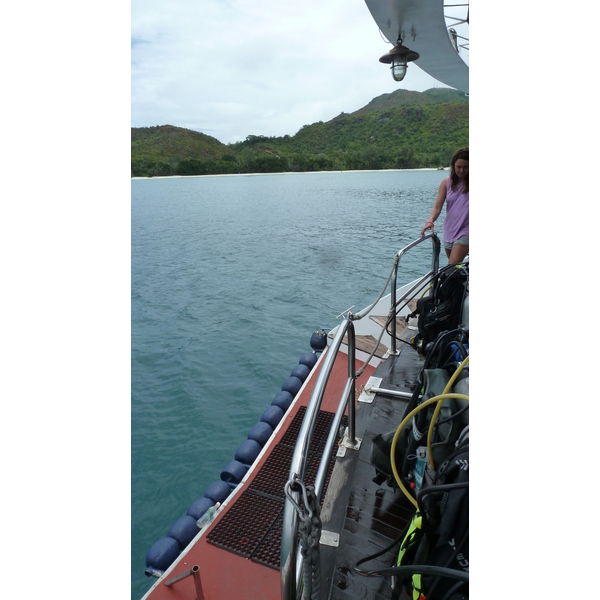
[390,233,440,353]
[280,234,440,599]
[281,319,355,600]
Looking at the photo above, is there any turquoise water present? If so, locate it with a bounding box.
[131,169,447,598]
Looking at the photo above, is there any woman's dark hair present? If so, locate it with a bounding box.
[450,147,469,192]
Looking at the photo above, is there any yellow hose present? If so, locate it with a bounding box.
[390,393,469,508]
[427,355,469,469]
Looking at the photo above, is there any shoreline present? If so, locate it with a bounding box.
[131,167,446,181]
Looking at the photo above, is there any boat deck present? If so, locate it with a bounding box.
[143,319,424,600]
[142,349,378,600]
[320,334,424,599]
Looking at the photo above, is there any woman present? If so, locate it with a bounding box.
[421,148,469,264]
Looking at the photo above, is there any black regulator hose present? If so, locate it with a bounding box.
[357,564,469,583]
[434,404,469,426]
[354,520,412,576]
[416,482,469,507]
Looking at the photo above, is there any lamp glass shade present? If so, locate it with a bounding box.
[391,54,408,81]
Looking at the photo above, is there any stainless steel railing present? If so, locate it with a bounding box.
[280,233,440,599]
[390,233,440,354]
[280,320,355,600]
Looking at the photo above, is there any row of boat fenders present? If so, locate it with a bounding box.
[144,331,330,578]
[145,233,442,600]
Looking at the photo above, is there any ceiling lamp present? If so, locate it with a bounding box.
[379,41,420,82]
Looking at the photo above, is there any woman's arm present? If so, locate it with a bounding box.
[421,179,447,236]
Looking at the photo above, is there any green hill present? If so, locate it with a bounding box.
[354,87,467,114]
[131,125,236,177]
[131,88,468,176]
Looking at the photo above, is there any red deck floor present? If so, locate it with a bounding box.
[144,347,376,600]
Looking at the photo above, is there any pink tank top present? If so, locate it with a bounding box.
[443,177,469,243]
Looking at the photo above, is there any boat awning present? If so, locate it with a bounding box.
[364,0,469,93]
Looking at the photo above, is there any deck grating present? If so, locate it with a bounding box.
[207,406,346,570]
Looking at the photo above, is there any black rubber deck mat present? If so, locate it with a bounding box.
[207,406,346,569]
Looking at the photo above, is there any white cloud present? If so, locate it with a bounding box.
[131,0,450,144]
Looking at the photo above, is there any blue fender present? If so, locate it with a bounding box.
[281,376,303,396]
[187,496,215,520]
[290,363,311,382]
[310,329,328,351]
[247,421,274,446]
[168,515,199,548]
[145,536,181,575]
[260,405,284,429]
[221,459,249,484]
[203,480,231,504]
[299,351,318,369]
[271,391,293,412]
[234,439,262,465]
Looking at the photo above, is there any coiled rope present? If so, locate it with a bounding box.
[298,485,322,600]
[284,477,323,600]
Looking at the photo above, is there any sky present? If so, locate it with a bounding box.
[131,0,459,144]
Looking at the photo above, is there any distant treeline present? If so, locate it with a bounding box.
[131,88,468,177]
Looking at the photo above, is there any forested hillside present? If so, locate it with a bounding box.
[131,126,237,177]
[131,88,468,177]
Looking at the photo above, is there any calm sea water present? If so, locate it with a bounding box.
[131,169,447,599]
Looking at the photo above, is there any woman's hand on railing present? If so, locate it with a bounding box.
[420,221,434,236]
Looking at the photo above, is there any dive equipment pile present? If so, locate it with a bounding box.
[365,261,469,600]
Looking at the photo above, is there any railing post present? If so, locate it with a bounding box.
[390,255,400,355]
[164,565,204,600]
[346,320,357,445]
